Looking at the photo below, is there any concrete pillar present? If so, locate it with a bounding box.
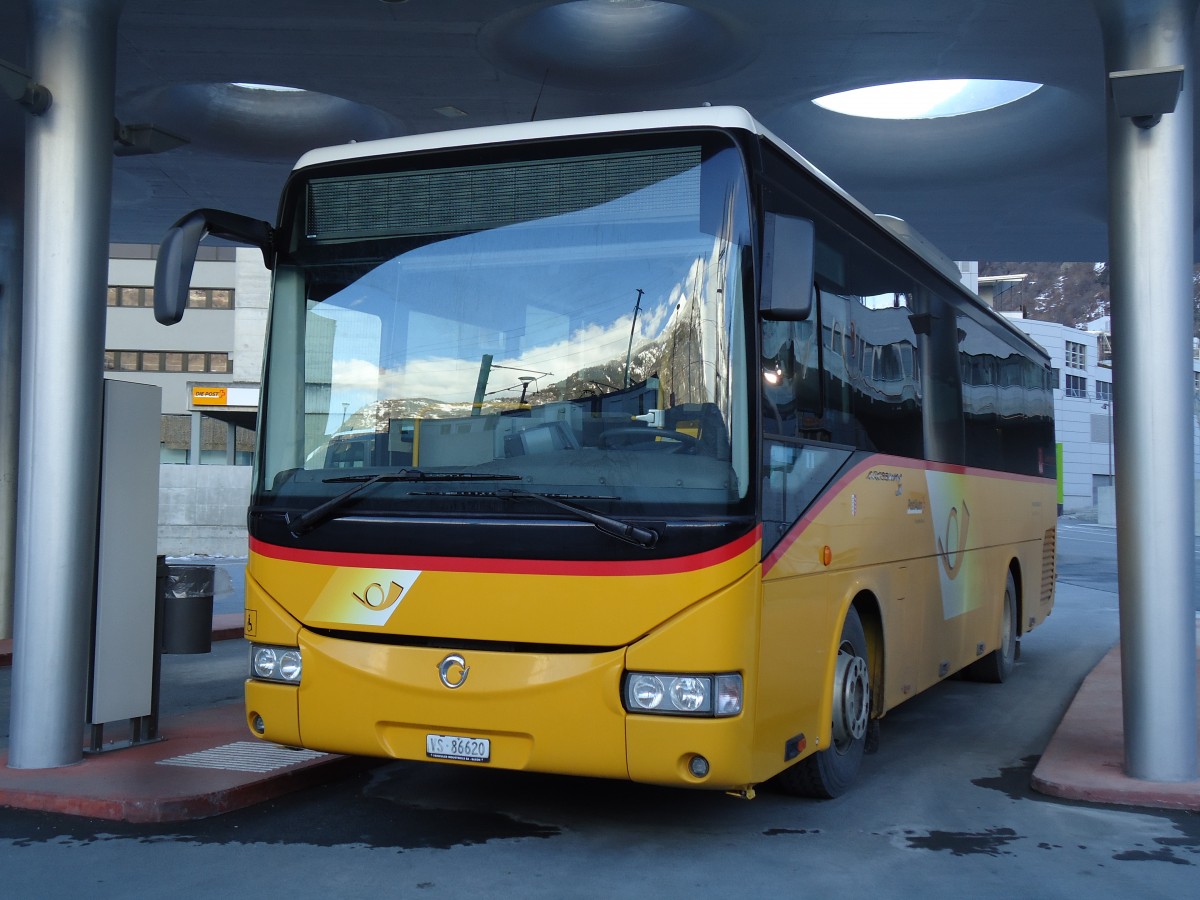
[191,410,202,465]
[0,127,22,642]
[8,0,123,769]
[1095,0,1199,782]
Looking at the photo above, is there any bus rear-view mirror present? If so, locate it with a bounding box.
[154,208,274,325]
[760,213,815,321]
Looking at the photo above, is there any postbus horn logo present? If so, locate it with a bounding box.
[352,580,405,612]
[937,500,971,579]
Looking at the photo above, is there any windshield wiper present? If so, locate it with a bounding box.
[287,468,522,537]
[495,487,659,549]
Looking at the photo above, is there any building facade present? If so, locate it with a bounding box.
[104,243,267,555]
[1001,312,1200,517]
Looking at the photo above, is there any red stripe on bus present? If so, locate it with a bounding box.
[250,527,762,577]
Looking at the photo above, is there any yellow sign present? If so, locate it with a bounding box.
[192,386,228,406]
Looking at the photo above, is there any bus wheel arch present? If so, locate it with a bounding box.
[964,564,1019,683]
[852,593,885,719]
[773,597,877,798]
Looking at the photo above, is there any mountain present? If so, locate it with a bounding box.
[980,261,1200,338]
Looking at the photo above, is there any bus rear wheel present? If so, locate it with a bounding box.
[964,571,1017,684]
[774,607,871,799]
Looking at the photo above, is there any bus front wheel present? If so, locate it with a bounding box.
[774,606,871,799]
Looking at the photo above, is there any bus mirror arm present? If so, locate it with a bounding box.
[154,208,275,325]
[760,213,815,322]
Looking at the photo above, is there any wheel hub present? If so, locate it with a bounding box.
[832,651,869,751]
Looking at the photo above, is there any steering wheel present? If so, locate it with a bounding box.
[598,427,700,452]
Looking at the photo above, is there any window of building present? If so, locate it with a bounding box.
[1065,340,1087,370]
[186,288,235,309]
[159,414,256,466]
[1065,374,1087,398]
[105,350,231,374]
[110,243,235,262]
[108,286,154,307]
[1096,380,1112,403]
[108,285,235,308]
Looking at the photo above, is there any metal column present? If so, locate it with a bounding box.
[8,0,123,769]
[0,149,21,643]
[1095,0,1199,782]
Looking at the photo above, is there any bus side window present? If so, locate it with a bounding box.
[762,317,823,439]
[761,440,850,548]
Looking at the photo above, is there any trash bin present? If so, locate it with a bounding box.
[162,564,214,654]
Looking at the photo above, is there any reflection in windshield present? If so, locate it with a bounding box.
[260,139,752,518]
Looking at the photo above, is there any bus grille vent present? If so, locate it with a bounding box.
[1040,527,1057,605]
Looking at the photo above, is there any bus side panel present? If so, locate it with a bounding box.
[760,458,1058,732]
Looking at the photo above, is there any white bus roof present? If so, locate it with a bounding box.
[295,106,767,169]
[293,106,882,260]
[292,106,1041,359]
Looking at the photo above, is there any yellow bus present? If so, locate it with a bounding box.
[155,107,1056,798]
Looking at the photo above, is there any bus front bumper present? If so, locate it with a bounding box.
[245,630,760,791]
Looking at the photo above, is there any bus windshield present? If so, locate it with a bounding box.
[256,135,754,524]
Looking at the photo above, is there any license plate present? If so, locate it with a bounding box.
[426,733,491,763]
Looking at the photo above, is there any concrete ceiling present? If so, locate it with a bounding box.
[0,0,1192,261]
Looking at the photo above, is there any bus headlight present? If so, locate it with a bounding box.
[250,644,303,684]
[623,672,742,717]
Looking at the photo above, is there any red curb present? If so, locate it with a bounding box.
[0,703,368,823]
[1031,626,1200,811]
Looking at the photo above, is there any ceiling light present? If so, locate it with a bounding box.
[814,79,1041,120]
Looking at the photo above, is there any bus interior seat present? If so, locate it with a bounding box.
[504,421,580,457]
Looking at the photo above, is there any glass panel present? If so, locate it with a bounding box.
[259,136,753,520]
[761,441,851,552]
[141,352,161,371]
[186,353,207,373]
[159,415,191,462]
[165,352,184,373]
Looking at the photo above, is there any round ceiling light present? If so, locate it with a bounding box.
[119,82,398,161]
[479,0,756,91]
[814,79,1042,120]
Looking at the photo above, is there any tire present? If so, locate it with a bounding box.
[774,607,871,799]
[964,570,1018,684]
